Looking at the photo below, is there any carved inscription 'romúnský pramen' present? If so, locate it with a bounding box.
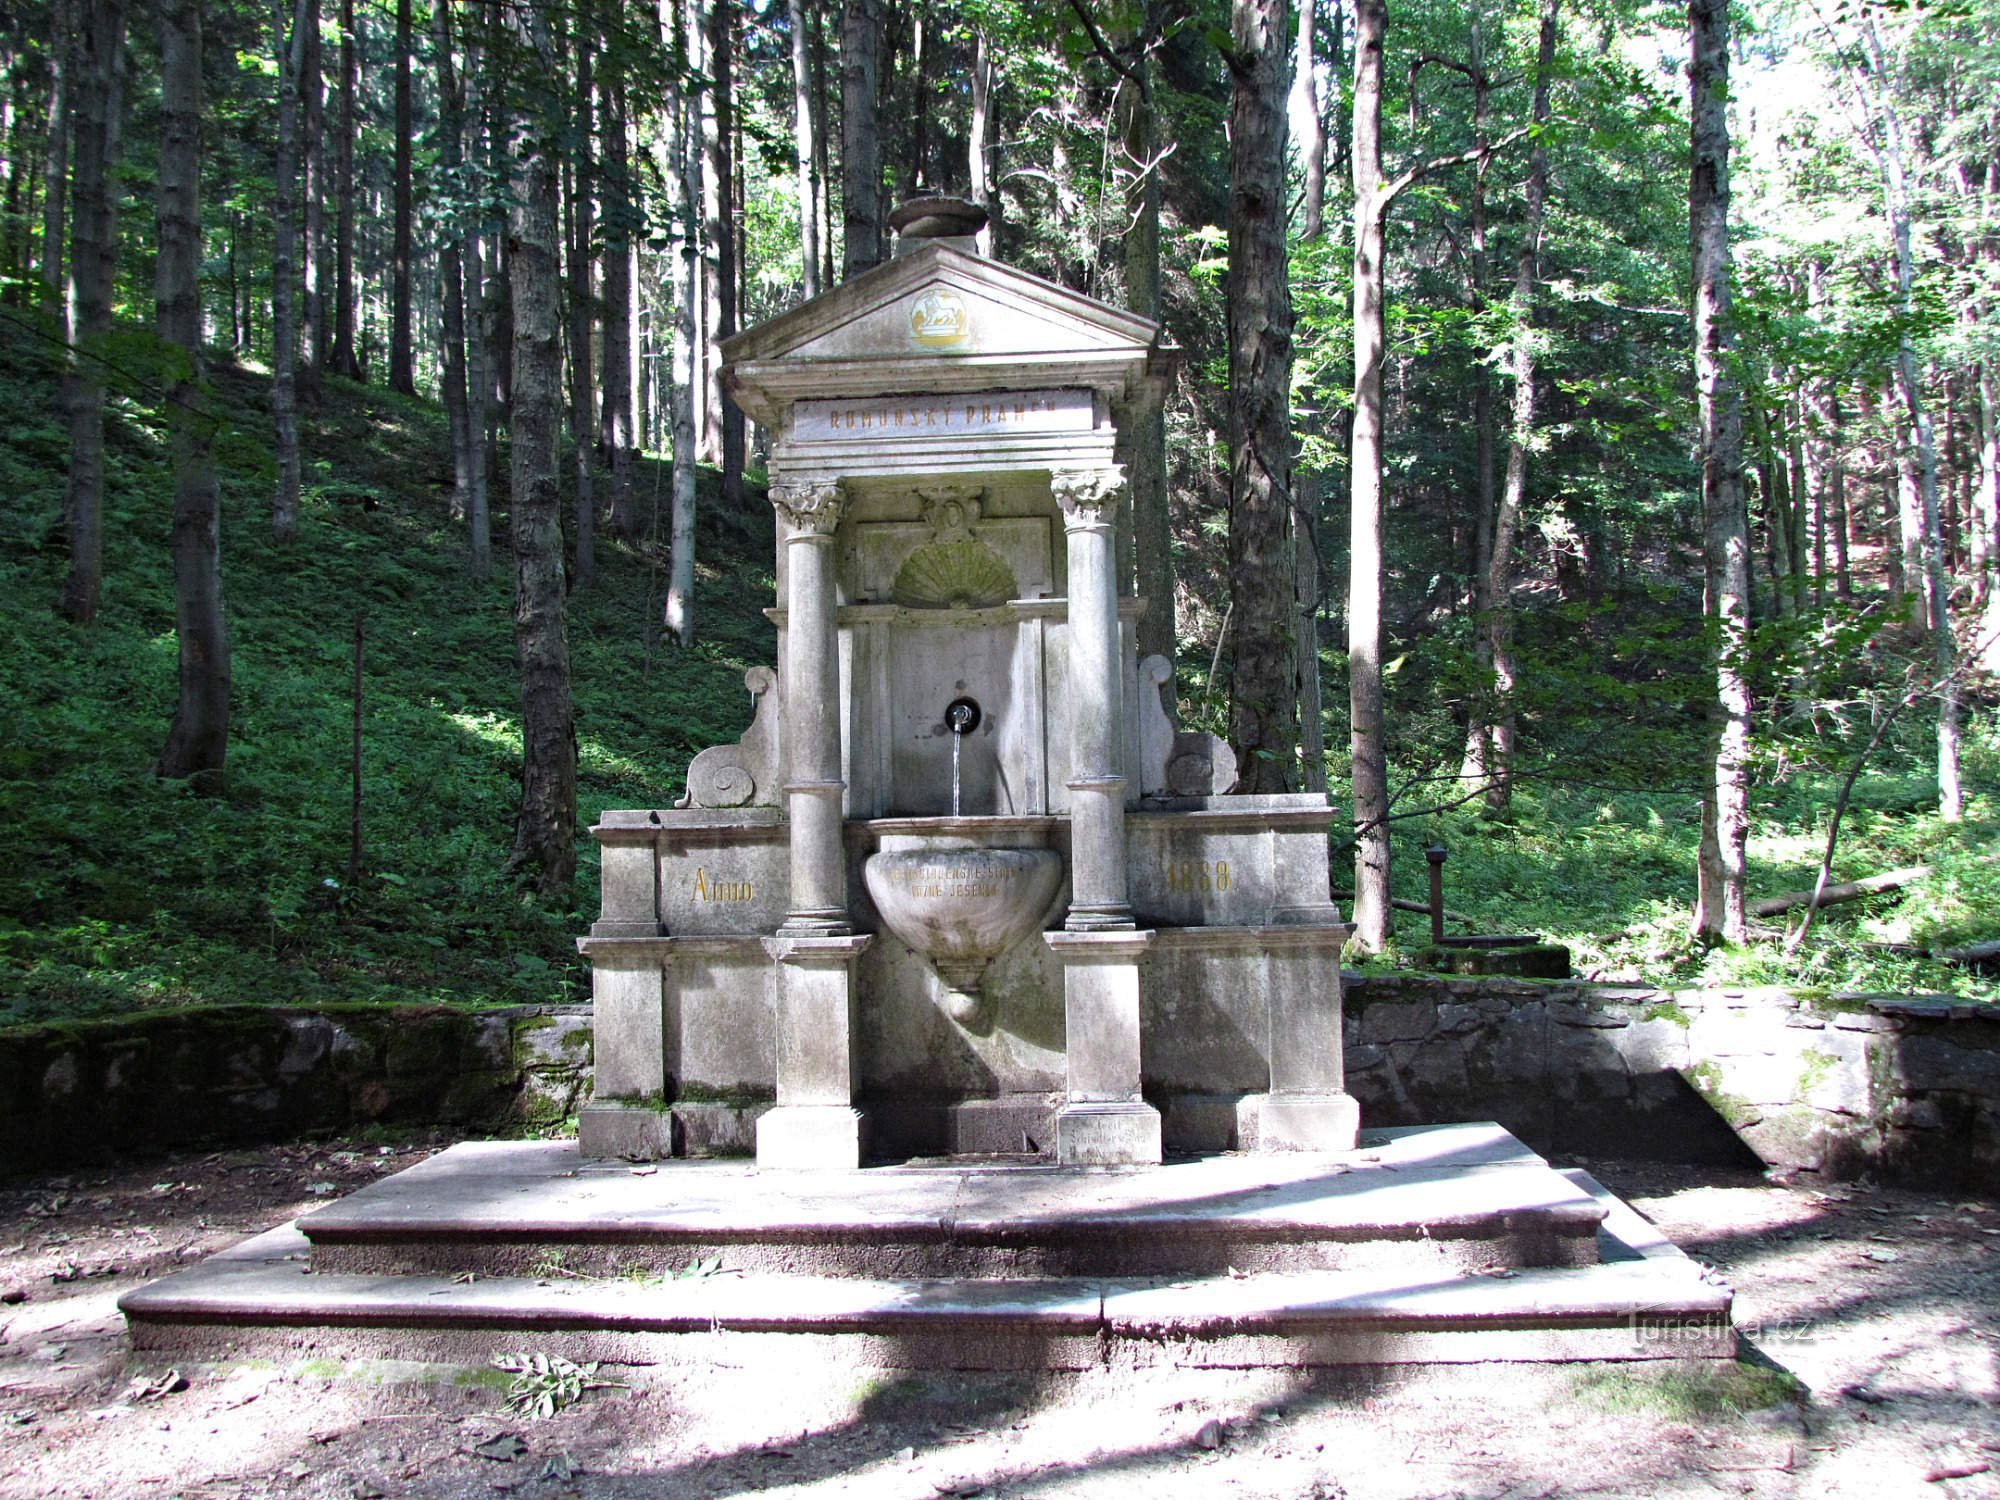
[690,867,755,902]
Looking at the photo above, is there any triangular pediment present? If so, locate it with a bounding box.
[721,244,1159,368]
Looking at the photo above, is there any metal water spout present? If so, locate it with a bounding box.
[945,696,981,818]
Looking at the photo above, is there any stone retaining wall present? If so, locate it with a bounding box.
[0,1005,591,1171]
[4,983,1995,1187]
[1344,975,2000,1188]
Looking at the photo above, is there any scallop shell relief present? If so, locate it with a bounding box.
[891,541,1018,609]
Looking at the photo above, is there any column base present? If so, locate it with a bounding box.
[1055,1101,1161,1167]
[757,1105,866,1170]
[1245,1092,1360,1153]
[578,1100,676,1161]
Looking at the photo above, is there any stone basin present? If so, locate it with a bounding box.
[864,833,1065,1025]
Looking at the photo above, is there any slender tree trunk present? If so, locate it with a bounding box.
[601,73,638,539]
[1976,364,2000,672]
[505,0,576,895]
[564,33,596,589]
[331,0,358,377]
[271,0,305,544]
[1119,4,1173,672]
[432,0,471,525]
[156,0,229,782]
[969,27,995,255]
[39,0,74,319]
[1690,0,1750,943]
[389,0,415,393]
[706,0,741,508]
[840,0,885,280]
[464,55,492,578]
[667,68,699,645]
[1348,0,1391,948]
[788,0,820,297]
[1291,0,1328,239]
[57,0,125,623]
[811,2,834,289]
[1225,0,1298,800]
[300,0,325,399]
[1475,0,1555,814]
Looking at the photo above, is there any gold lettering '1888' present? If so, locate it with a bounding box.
[691,867,754,903]
[1165,860,1230,894]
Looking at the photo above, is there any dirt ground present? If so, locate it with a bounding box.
[0,1136,1995,1500]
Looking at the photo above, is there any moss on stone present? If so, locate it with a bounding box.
[1643,1000,1693,1028]
[1685,1059,1758,1127]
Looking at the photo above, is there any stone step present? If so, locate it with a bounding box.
[295,1124,1607,1280]
[120,1208,1730,1372]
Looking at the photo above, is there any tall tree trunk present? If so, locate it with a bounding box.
[601,73,638,540]
[1478,0,1557,815]
[300,0,325,398]
[811,2,834,289]
[1120,4,1173,672]
[433,0,471,525]
[464,51,492,578]
[1690,0,1750,943]
[564,31,596,589]
[156,0,229,782]
[1348,0,1391,948]
[969,26,995,256]
[705,0,741,508]
[57,0,125,623]
[505,0,576,895]
[1291,0,1327,239]
[271,0,304,544]
[331,0,358,377]
[788,0,820,297]
[1976,364,2000,672]
[1458,14,1498,795]
[1226,0,1298,798]
[840,0,885,280]
[39,0,74,318]
[389,0,415,394]
[667,68,700,645]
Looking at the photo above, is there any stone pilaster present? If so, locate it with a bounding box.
[1246,925,1360,1152]
[1052,466,1133,931]
[1046,928,1160,1165]
[757,933,872,1169]
[771,480,850,936]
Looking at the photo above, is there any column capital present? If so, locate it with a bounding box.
[770,479,845,536]
[1050,466,1126,529]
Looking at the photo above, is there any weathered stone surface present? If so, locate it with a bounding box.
[1359,1000,1436,1045]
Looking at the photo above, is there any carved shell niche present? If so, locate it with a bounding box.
[890,540,1018,609]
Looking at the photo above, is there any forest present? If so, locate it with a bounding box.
[0,0,1995,1029]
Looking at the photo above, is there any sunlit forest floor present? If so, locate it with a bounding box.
[1,1134,1995,1498]
[0,316,1995,1030]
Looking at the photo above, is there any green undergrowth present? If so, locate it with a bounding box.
[1570,1360,1805,1420]
[1371,730,2000,1000]
[0,317,775,1026]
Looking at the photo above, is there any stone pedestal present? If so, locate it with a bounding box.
[1246,921,1358,1152]
[758,933,871,1169]
[576,937,674,1159]
[1047,929,1159,1165]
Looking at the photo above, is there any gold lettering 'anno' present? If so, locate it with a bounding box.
[691,867,754,903]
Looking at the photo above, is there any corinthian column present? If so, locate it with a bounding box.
[1052,466,1133,930]
[771,479,850,934]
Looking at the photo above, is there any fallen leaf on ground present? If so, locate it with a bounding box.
[473,1433,530,1463]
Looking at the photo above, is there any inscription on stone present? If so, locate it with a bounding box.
[792,388,1093,444]
[888,862,1001,900]
[690,867,755,903]
[1164,859,1231,895]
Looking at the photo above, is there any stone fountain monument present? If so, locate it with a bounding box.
[578,198,1358,1169]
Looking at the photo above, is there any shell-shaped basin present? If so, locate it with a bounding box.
[863,846,1065,969]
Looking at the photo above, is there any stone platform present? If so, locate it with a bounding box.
[120,1124,1734,1371]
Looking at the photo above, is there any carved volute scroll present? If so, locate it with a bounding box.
[1137,652,1241,798]
[1050,466,1126,529]
[677,666,783,808]
[769,479,845,536]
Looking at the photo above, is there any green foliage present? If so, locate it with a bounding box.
[491,1351,622,1418]
[0,321,774,1027]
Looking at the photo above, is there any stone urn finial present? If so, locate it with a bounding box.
[890,195,989,254]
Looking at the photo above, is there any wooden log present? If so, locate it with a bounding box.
[1751,864,1931,919]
